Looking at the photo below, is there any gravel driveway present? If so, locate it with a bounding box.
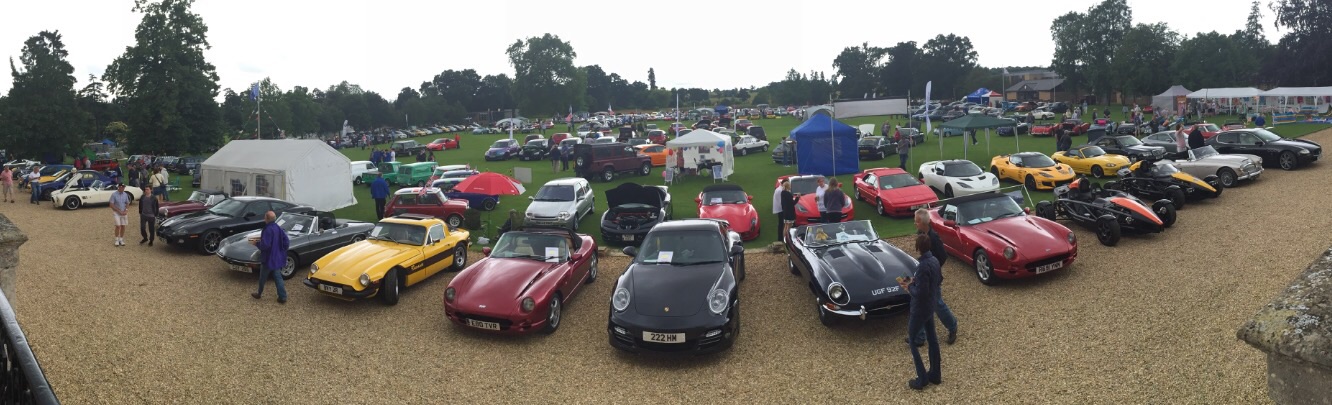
[11,129,1331,403]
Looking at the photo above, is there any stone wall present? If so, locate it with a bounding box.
[0,214,28,309]
[1238,246,1332,404]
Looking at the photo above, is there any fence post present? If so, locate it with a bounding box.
[0,214,29,310]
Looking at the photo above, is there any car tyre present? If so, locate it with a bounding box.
[1216,168,1238,188]
[739,148,747,156]
[449,243,468,271]
[63,196,81,210]
[974,250,996,286]
[585,254,598,284]
[788,256,799,275]
[1095,215,1121,246]
[199,230,222,255]
[481,198,497,211]
[542,294,562,334]
[381,268,401,306]
[446,214,463,229]
[353,177,363,185]
[990,166,1000,177]
[279,253,298,280]
[1035,201,1057,220]
[639,162,651,176]
[876,199,886,216]
[1153,200,1177,228]
[817,301,836,327]
[1024,175,1037,191]
[601,167,614,182]
[944,185,954,198]
[1279,151,1298,171]
[1166,187,1186,210]
[1091,165,1104,178]
[417,180,425,187]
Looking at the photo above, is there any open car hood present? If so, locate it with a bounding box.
[605,183,664,208]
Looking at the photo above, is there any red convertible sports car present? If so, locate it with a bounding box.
[774,174,854,226]
[928,192,1078,285]
[444,227,598,334]
[852,168,938,217]
[696,184,759,241]
[427,137,460,151]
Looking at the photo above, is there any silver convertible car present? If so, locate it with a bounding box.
[1171,146,1263,188]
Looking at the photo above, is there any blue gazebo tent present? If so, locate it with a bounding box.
[790,114,859,176]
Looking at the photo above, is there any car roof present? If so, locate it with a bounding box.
[379,215,442,226]
[544,177,586,186]
[651,219,723,233]
[394,187,442,194]
[865,167,908,176]
[1013,152,1047,158]
[940,191,1013,206]
[230,196,281,202]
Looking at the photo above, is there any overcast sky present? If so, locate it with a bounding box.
[1,0,1280,98]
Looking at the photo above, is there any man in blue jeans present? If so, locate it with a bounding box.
[251,211,290,304]
[900,233,942,390]
[913,209,958,345]
[370,173,390,220]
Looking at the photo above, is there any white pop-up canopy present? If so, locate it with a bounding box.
[1186,87,1262,99]
[200,139,356,211]
[665,129,734,178]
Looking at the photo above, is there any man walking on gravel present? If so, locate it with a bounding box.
[110,183,131,247]
[252,211,289,304]
[913,209,958,346]
[0,166,13,203]
[370,173,390,220]
[138,187,159,245]
[899,233,942,390]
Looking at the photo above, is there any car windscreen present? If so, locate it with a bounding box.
[1147,162,1180,176]
[490,233,569,261]
[277,213,315,235]
[1081,146,1107,157]
[187,191,209,203]
[1020,154,1057,168]
[206,198,246,217]
[526,140,546,147]
[789,176,824,194]
[803,221,877,247]
[1191,146,1219,159]
[702,190,747,205]
[533,185,575,202]
[636,230,726,265]
[954,196,1024,226]
[1116,136,1143,146]
[878,174,920,190]
[369,222,426,246]
[490,140,512,148]
[942,161,983,177]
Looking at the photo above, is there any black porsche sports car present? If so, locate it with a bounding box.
[784,220,917,326]
[600,182,672,245]
[1035,178,1175,247]
[1104,159,1222,210]
[157,196,311,254]
[1207,128,1322,170]
[215,211,374,279]
[609,220,744,354]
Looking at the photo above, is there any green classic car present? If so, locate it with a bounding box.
[395,162,438,186]
[361,161,402,185]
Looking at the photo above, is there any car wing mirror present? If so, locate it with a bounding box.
[243,212,256,219]
[482,247,492,256]
[622,246,638,257]
[730,245,745,255]
[942,219,957,228]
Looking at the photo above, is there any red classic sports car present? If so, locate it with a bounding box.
[852,168,938,217]
[774,174,854,226]
[444,227,598,334]
[696,184,759,241]
[1030,122,1057,137]
[158,189,229,221]
[928,192,1077,285]
[427,137,460,151]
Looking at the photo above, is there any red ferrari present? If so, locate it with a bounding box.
[774,174,854,226]
[427,137,460,151]
[696,184,759,241]
[928,192,1077,285]
[852,168,938,217]
[444,227,598,334]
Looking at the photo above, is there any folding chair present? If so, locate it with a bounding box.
[664,168,675,185]
[712,165,725,183]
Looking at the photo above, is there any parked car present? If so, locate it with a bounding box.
[571,142,652,182]
[361,162,401,185]
[426,137,460,151]
[610,219,744,354]
[390,140,425,155]
[216,211,374,279]
[857,136,894,160]
[634,144,669,167]
[305,214,469,305]
[519,139,551,161]
[1052,145,1131,178]
[1105,159,1221,209]
[1035,178,1174,246]
[349,161,376,185]
[526,178,596,230]
[90,159,121,172]
[484,139,521,161]
[774,174,854,226]
[1091,135,1167,162]
[37,169,112,200]
[784,220,917,326]
[50,180,143,210]
[1180,123,1222,140]
[852,168,938,217]
[645,130,668,145]
[733,135,769,156]
[600,183,672,245]
[1172,146,1263,188]
[157,196,310,254]
[158,189,229,220]
[917,160,999,198]
[928,192,1078,285]
[1140,131,1190,157]
[394,162,438,187]
[430,178,499,211]
[771,140,797,164]
[989,152,1076,190]
[445,226,598,334]
[1207,128,1321,170]
[696,184,759,241]
[167,157,202,174]
[383,187,468,228]
[734,119,754,132]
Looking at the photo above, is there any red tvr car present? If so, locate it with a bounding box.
[928,192,1077,286]
[851,168,938,217]
[427,137,460,151]
[444,227,598,334]
[775,174,854,226]
[696,184,759,241]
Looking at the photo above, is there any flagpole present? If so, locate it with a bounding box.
[257,87,262,139]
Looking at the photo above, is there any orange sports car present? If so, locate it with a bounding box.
[634,144,669,167]
[990,152,1076,190]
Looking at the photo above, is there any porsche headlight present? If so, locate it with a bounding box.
[1003,246,1016,260]
[520,297,535,313]
[359,274,371,287]
[557,211,571,220]
[612,288,631,312]
[827,283,849,305]
[708,289,729,315]
[991,177,999,185]
[1106,163,1117,168]
[1067,232,1076,243]
[309,264,319,275]
[445,287,455,302]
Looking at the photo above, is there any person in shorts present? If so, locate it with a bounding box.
[110,183,131,246]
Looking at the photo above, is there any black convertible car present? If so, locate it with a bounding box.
[157,196,311,254]
[215,211,374,279]
[1207,128,1322,170]
[1035,178,1175,246]
[609,220,744,354]
[785,220,917,326]
[600,182,672,245]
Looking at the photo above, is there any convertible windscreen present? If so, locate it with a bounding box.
[489,233,569,261]
[277,213,315,235]
[803,221,878,247]
[701,190,747,205]
[369,223,427,246]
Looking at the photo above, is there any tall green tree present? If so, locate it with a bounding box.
[1082,0,1132,98]
[104,0,222,154]
[647,68,657,91]
[921,34,978,98]
[1269,0,1332,85]
[1049,11,1088,99]
[1172,32,1245,88]
[475,74,515,111]
[879,41,921,97]
[506,34,581,115]
[832,42,886,98]
[2,30,88,159]
[1112,23,1179,100]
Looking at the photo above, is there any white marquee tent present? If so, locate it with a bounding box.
[1186,87,1263,99]
[1262,87,1332,113]
[1261,87,1332,97]
[200,139,356,211]
[664,129,734,179]
[1151,85,1193,113]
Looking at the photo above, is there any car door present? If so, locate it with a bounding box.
[407,224,450,286]
[932,205,966,260]
[420,191,447,218]
[231,201,271,236]
[857,173,877,202]
[1210,132,1243,155]
[577,184,593,218]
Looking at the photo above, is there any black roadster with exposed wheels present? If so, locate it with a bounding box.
[1103,159,1222,210]
[1035,178,1175,247]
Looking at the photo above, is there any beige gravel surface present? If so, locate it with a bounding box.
[10,129,1332,403]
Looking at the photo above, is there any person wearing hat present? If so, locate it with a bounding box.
[109,183,132,246]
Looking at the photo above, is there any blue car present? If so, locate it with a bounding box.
[431,177,500,211]
[38,170,114,199]
[484,139,520,161]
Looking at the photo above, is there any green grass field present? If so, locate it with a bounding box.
[156,107,1327,249]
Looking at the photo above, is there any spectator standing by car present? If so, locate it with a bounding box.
[1187,126,1205,150]
[814,177,828,219]
[0,167,12,203]
[138,187,159,245]
[822,179,846,224]
[27,166,41,204]
[560,144,572,171]
[370,173,390,220]
[251,211,289,304]
[779,180,796,243]
[1175,124,1189,156]
[110,183,131,247]
[914,209,957,345]
[896,132,911,170]
[548,144,561,173]
[388,149,396,162]
[771,182,784,240]
[1255,114,1266,127]
[149,165,164,202]
[370,148,381,165]
[899,233,942,390]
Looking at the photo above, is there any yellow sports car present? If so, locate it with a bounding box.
[1052,145,1130,178]
[990,152,1077,190]
[304,214,469,305]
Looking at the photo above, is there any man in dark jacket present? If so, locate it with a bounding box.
[821,179,846,224]
[913,209,957,345]
[370,173,390,220]
[900,233,942,390]
[138,187,160,245]
[251,211,290,303]
[1187,126,1206,149]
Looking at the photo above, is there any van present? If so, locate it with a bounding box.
[395,162,438,186]
[362,161,401,185]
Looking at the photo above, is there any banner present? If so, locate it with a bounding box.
[832,98,910,119]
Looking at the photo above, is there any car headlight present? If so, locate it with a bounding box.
[526,212,535,219]
[359,274,371,287]
[557,211,570,220]
[520,297,535,313]
[796,204,808,213]
[1300,149,1311,155]
[1106,163,1116,168]
[827,283,849,305]
[958,182,972,188]
[1003,246,1016,260]
[612,288,631,312]
[309,264,319,275]
[708,289,729,315]
[445,287,455,302]
[750,217,758,227]
[1040,172,1053,178]
[991,177,999,185]
[1067,232,1076,243]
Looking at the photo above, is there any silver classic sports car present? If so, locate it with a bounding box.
[1171,146,1263,188]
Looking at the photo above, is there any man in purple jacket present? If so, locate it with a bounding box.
[251,211,290,303]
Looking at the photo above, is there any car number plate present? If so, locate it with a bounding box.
[229,264,252,273]
[1035,261,1064,274]
[643,331,685,344]
[318,284,343,294]
[466,319,501,330]
[622,234,635,241]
